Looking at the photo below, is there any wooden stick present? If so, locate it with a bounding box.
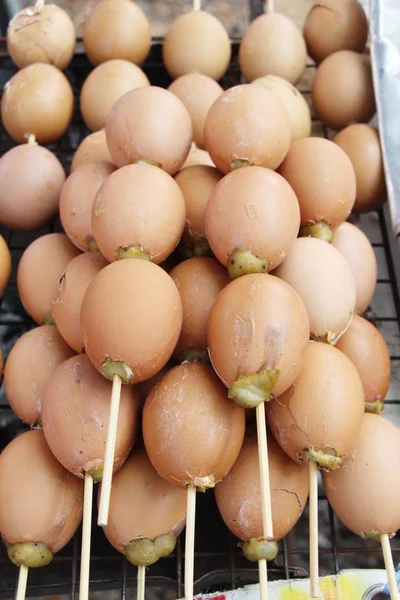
[381,534,400,600]
[258,559,268,600]
[264,0,274,14]
[185,483,196,600]
[79,472,94,600]
[33,0,45,14]
[309,460,319,598]
[256,403,273,539]
[16,565,28,600]
[193,0,201,11]
[98,373,122,526]
[137,566,146,600]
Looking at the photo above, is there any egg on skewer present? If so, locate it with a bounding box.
[267,341,365,597]
[42,353,139,600]
[143,362,245,600]
[323,414,400,600]
[81,259,183,526]
[4,325,75,426]
[0,430,84,599]
[17,233,81,325]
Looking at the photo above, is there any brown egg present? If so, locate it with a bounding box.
[336,316,390,414]
[312,51,375,131]
[0,141,65,230]
[42,354,139,481]
[174,164,223,256]
[83,0,151,66]
[0,235,11,295]
[168,73,223,149]
[204,84,291,174]
[333,124,386,213]
[252,75,311,141]
[332,222,377,314]
[268,341,364,469]
[60,161,116,251]
[4,325,75,426]
[71,130,113,172]
[215,428,308,560]
[143,362,245,490]
[274,237,356,343]
[53,252,108,353]
[0,429,83,567]
[1,63,74,144]
[170,257,229,361]
[205,167,300,277]
[7,4,75,70]
[303,0,368,64]
[181,146,215,169]
[92,163,186,263]
[81,59,150,132]
[17,233,81,324]
[163,10,231,81]
[239,13,307,84]
[323,413,400,536]
[102,446,186,566]
[278,137,356,239]
[207,273,310,407]
[81,259,182,383]
[106,86,193,175]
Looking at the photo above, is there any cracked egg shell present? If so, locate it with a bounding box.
[83,0,150,67]
[267,341,364,468]
[143,362,245,490]
[92,163,185,264]
[17,233,81,324]
[335,316,390,412]
[1,63,74,145]
[278,137,356,229]
[323,413,400,537]
[71,130,113,172]
[303,0,368,64]
[239,13,307,84]
[170,256,230,361]
[81,59,150,132]
[205,166,300,272]
[0,143,65,230]
[7,3,75,70]
[81,259,182,383]
[4,325,75,426]
[174,164,223,255]
[60,161,116,252]
[42,354,139,479]
[273,237,356,343]
[163,10,231,81]
[106,86,193,175]
[252,75,311,141]
[0,429,83,554]
[168,73,223,149]
[204,84,291,174]
[53,252,108,353]
[312,51,375,131]
[207,273,310,398]
[215,427,308,542]
[332,221,377,314]
[101,445,186,559]
[333,124,386,214]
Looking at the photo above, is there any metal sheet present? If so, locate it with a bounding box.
[369,0,400,239]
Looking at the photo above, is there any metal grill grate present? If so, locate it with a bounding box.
[0,12,400,599]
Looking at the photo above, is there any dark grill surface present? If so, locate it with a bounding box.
[1,5,400,598]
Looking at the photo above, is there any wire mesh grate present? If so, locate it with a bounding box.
[0,11,400,599]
